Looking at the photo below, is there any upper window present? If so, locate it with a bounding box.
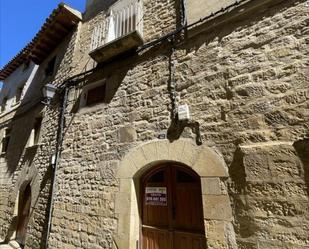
[27,117,42,147]
[15,85,24,104]
[1,128,11,153]
[1,97,8,112]
[90,0,143,50]
[45,56,56,77]
[80,80,106,108]
[106,0,141,42]
[86,84,106,106]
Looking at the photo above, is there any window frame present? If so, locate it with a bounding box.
[106,0,143,43]
[1,128,11,154]
[45,56,57,77]
[90,0,143,50]
[79,80,107,109]
[27,117,43,148]
[1,96,8,112]
[13,83,25,106]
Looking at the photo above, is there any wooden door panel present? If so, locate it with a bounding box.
[143,169,169,227]
[142,227,171,249]
[16,184,31,245]
[143,203,169,227]
[174,231,206,249]
[142,165,206,249]
[174,184,204,231]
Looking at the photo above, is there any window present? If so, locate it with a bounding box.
[45,56,56,77]
[15,85,24,104]
[28,117,42,147]
[106,0,143,42]
[1,97,8,112]
[86,84,106,106]
[90,0,143,50]
[1,128,11,153]
[80,81,106,108]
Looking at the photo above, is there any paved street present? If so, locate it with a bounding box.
[0,240,21,249]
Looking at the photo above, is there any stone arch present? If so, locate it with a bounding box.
[6,163,40,245]
[114,139,237,249]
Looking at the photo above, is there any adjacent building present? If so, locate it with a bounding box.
[0,0,308,249]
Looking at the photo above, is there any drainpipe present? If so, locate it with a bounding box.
[181,0,187,27]
[44,85,69,249]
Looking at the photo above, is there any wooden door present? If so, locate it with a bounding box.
[16,184,31,245]
[142,164,206,249]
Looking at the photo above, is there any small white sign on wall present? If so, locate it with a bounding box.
[178,104,190,121]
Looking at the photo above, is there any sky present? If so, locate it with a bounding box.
[0,0,85,69]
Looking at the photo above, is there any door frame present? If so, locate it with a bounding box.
[15,182,32,245]
[140,163,205,249]
[114,139,237,249]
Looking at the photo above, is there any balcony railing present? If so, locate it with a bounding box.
[90,0,143,51]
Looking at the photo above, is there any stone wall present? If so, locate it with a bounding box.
[47,0,309,248]
[0,0,308,248]
[0,26,79,248]
[0,61,38,113]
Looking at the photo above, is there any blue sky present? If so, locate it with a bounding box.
[0,0,85,68]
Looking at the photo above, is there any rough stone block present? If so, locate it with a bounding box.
[168,139,186,162]
[156,140,169,161]
[201,177,221,195]
[114,192,131,215]
[117,153,138,179]
[205,220,237,249]
[118,126,137,143]
[193,146,229,177]
[203,195,233,221]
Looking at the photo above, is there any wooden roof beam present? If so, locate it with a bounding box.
[44,29,64,41]
[53,21,70,33]
[38,37,59,48]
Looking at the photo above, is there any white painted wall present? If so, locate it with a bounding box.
[0,61,39,114]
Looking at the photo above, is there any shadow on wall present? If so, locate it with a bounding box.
[293,139,309,196]
[4,110,42,175]
[229,147,246,194]
[228,147,258,239]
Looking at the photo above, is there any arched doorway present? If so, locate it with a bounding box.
[16,183,31,245]
[141,163,206,249]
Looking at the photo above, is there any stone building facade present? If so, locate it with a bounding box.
[0,0,308,249]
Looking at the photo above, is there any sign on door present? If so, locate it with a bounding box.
[145,187,167,206]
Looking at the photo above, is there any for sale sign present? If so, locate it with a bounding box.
[145,187,167,206]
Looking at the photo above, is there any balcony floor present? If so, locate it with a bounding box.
[89,31,144,63]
